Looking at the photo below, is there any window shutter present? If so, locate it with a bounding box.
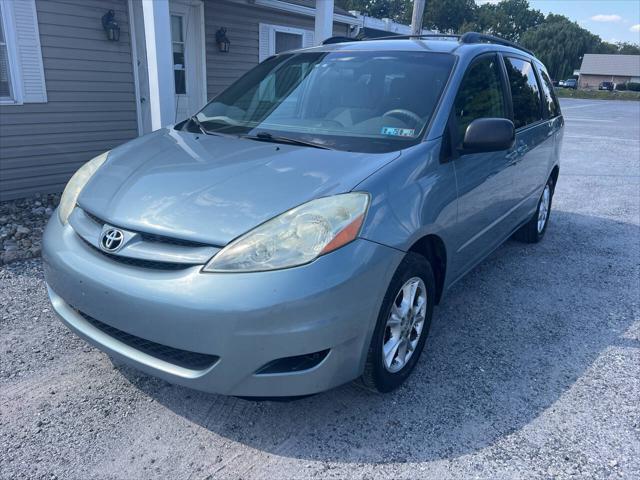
[258,23,270,63]
[11,0,46,103]
[303,30,314,48]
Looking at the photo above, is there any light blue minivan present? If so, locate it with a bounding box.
[43,33,563,397]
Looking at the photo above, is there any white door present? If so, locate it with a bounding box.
[169,0,206,124]
[131,0,206,134]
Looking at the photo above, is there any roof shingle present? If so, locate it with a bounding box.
[579,54,640,77]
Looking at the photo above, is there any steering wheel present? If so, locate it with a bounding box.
[382,109,422,128]
[319,119,344,129]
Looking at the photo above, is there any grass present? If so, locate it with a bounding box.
[554,88,640,101]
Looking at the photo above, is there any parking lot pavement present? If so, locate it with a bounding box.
[1,98,639,480]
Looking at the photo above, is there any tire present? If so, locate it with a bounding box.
[361,253,436,393]
[513,176,555,243]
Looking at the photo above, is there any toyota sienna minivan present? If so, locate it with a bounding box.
[43,33,563,397]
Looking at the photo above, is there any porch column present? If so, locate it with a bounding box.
[141,0,176,130]
[314,0,334,45]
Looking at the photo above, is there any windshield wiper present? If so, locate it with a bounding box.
[189,115,212,135]
[188,115,228,137]
[242,131,333,150]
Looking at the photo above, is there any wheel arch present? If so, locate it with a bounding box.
[408,234,447,305]
[550,165,560,191]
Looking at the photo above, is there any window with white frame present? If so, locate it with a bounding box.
[0,0,46,104]
[259,24,314,62]
[171,14,187,95]
[0,4,14,100]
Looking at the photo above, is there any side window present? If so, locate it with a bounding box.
[275,31,303,54]
[454,55,506,141]
[259,24,314,62]
[0,0,47,104]
[504,57,543,128]
[537,65,560,118]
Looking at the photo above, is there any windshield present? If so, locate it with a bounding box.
[195,51,455,153]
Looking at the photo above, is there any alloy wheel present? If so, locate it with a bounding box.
[382,277,427,373]
[537,184,551,234]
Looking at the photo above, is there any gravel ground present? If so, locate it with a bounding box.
[1,99,639,480]
[0,194,59,265]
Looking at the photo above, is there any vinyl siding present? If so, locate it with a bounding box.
[0,0,138,200]
[0,0,353,200]
[204,0,350,99]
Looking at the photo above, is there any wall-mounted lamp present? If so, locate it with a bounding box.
[215,27,230,53]
[102,10,120,41]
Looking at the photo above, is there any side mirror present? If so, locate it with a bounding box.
[462,118,515,153]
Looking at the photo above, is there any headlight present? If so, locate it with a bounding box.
[58,151,109,224]
[204,192,370,272]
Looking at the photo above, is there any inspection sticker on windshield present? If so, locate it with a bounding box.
[381,127,415,137]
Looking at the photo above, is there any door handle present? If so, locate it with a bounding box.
[507,141,527,164]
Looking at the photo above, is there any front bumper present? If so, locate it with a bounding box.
[43,214,402,396]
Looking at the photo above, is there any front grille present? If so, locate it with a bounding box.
[78,311,219,371]
[82,239,191,270]
[139,231,209,248]
[83,209,209,248]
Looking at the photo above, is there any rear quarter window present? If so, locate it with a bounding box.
[536,65,561,118]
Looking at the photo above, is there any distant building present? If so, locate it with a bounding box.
[578,54,640,89]
[348,13,433,38]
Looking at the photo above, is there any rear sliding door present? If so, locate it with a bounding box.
[501,55,552,222]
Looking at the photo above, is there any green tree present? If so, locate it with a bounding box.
[612,42,640,55]
[520,14,603,80]
[423,0,476,33]
[336,0,640,68]
[468,0,543,42]
[338,0,477,33]
[336,0,412,24]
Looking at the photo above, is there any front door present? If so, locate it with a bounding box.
[169,0,205,123]
[449,54,518,279]
[131,0,206,134]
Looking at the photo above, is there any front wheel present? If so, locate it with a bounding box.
[513,176,554,243]
[361,254,435,393]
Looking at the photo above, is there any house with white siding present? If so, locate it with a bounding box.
[0,0,359,200]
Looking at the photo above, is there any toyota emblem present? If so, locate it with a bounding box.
[101,228,125,252]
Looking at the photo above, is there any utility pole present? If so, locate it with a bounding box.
[411,0,426,35]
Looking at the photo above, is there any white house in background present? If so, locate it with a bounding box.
[0,0,358,200]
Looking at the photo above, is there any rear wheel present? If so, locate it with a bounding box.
[361,254,435,393]
[513,176,554,243]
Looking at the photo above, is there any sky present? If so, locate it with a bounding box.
[478,0,640,44]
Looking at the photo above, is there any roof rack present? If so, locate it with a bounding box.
[358,31,533,56]
[364,33,460,41]
[459,32,534,56]
[322,36,358,45]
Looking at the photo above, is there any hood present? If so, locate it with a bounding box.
[78,128,400,246]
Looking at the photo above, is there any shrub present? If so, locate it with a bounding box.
[616,83,628,91]
[627,82,640,92]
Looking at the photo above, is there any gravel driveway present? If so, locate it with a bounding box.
[1,98,639,480]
